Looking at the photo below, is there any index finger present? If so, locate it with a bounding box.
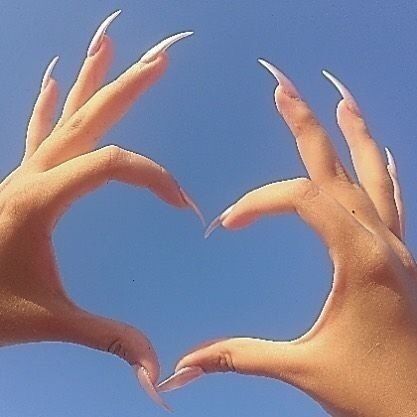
[259,59,350,185]
[33,32,193,170]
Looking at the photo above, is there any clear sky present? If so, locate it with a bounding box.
[0,1,416,416]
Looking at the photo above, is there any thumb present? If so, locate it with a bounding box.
[58,307,171,410]
[158,337,310,393]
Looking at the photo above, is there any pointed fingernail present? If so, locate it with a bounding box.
[204,204,235,239]
[385,147,397,176]
[133,365,172,412]
[322,69,361,116]
[258,58,299,98]
[41,56,59,92]
[157,366,204,393]
[87,10,121,57]
[179,188,206,227]
[140,31,194,63]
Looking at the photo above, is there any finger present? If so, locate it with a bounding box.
[24,57,59,162]
[322,70,400,238]
[205,178,371,261]
[33,32,193,170]
[58,11,120,123]
[258,59,350,185]
[58,307,170,410]
[158,338,309,392]
[39,145,192,223]
[385,148,405,239]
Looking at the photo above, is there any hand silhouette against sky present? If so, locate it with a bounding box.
[158,62,417,417]
[1,10,417,417]
[0,11,201,411]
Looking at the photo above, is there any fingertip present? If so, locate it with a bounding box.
[93,35,114,60]
[274,85,299,114]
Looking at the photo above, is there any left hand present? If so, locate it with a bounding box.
[0,11,197,410]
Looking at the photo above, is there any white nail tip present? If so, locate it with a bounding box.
[133,365,172,412]
[140,31,194,63]
[180,189,206,227]
[322,69,360,113]
[87,10,121,57]
[157,366,204,393]
[258,59,281,82]
[385,147,398,176]
[204,205,234,239]
[258,58,299,97]
[41,56,59,92]
[322,70,350,99]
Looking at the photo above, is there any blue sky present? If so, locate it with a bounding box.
[0,1,416,416]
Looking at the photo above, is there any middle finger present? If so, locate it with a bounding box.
[259,59,351,186]
[31,32,193,170]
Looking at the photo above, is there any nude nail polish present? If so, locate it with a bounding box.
[258,58,300,98]
[139,31,194,63]
[179,188,206,227]
[385,147,397,177]
[87,10,121,57]
[157,366,204,393]
[204,204,235,239]
[41,56,59,92]
[133,365,172,412]
[322,69,361,116]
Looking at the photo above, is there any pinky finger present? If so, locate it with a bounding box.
[24,57,59,162]
[386,148,405,239]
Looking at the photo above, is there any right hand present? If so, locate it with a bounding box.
[158,61,417,417]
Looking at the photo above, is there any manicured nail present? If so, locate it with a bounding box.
[204,204,235,239]
[258,58,299,98]
[384,147,405,239]
[157,366,204,393]
[385,147,397,177]
[87,10,121,57]
[179,188,206,227]
[322,69,361,116]
[133,365,172,412]
[41,56,59,92]
[140,31,194,63]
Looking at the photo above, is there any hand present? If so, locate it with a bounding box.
[0,11,199,410]
[158,61,417,417]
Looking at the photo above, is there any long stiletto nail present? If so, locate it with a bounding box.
[157,366,204,393]
[41,56,59,92]
[139,31,194,63]
[322,69,361,116]
[179,188,206,227]
[87,10,121,57]
[258,58,299,98]
[133,365,172,412]
[204,204,235,239]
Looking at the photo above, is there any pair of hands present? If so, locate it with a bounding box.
[1,11,416,417]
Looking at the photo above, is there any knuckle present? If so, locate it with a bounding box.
[103,145,125,177]
[65,115,84,136]
[295,178,320,202]
[215,349,236,373]
[291,105,322,136]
